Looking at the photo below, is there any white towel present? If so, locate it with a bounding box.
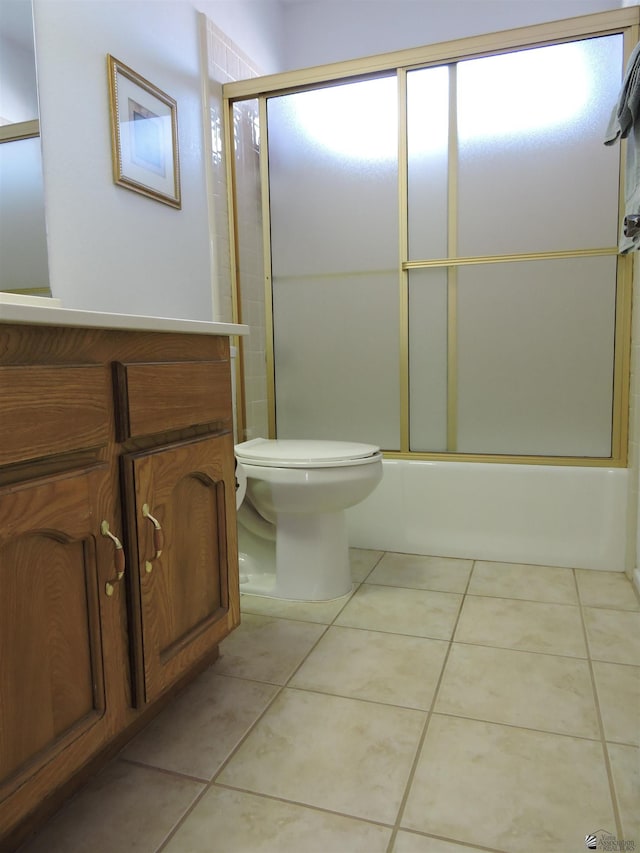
[605,39,640,253]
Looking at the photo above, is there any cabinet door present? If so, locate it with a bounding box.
[123,433,239,705]
[0,468,113,822]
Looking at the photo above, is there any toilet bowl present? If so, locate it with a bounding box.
[235,438,383,601]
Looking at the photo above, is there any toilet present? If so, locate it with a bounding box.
[235,438,383,601]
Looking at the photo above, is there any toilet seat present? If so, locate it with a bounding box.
[235,438,381,468]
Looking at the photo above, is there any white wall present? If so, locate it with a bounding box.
[32,0,281,319]
[281,0,624,69]
[33,1,212,317]
[197,0,284,74]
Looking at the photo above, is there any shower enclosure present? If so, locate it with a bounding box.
[228,18,630,466]
[224,10,635,568]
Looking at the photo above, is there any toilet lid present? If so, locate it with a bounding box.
[235,438,381,468]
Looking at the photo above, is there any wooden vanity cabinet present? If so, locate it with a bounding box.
[0,466,116,838]
[0,323,240,848]
[123,433,237,706]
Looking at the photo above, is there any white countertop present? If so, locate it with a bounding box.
[0,298,248,336]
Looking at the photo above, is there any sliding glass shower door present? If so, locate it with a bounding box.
[407,35,622,457]
[239,25,627,462]
[267,77,401,449]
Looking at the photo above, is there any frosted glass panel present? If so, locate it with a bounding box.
[273,274,400,449]
[245,30,624,461]
[409,268,448,450]
[268,77,399,447]
[407,66,449,260]
[267,78,398,276]
[457,36,622,256]
[456,257,616,456]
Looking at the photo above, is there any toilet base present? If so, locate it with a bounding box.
[237,510,353,601]
[238,568,278,598]
[239,570,352,603]
[275,510,351,600]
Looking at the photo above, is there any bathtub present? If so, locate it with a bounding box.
[346,459,627,572]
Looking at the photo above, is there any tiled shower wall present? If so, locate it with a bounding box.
[204,18,269,441]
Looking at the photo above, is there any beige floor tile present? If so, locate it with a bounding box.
[218,687,425,824]
[23,551,638,853]
[240,586,355,624]
[583,608,640,665]
[435,643,599,738]
[335,584,462,640]
[215,613,326,684]
[401,714,615,853]
[350,548,384,582]
[367,553,472,593]
[593,661,640,746]
[607,743,640,845]
[576,569,640,611]
[392,832,483,852]
[290,626,448,709]
[19,760,203,853]
[455,595,587,657]
[164,786,392,853]
[120,672,277,779]
[468,561,578,604]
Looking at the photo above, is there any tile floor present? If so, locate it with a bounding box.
[19,551,640,853]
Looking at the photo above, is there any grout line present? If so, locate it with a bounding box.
[573,567,626,845]
[281,682,430,713]
[276,553,391,685]
[457,589,582,607]
[390,827,510,853]
[358,548,386,581]
[362,580,465,598]
[385,558,476,853]
[447,637,589,661]
[158,552,393,850]
[209,781,397,829]
[155,676,288,852]
[157,555,387,849]
[116,756,210,785]
[414,710,604,743]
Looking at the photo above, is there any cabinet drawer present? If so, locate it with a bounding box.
[0,365,110,466]
[114,360,232,440]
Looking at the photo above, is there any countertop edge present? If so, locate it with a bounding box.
[0,303,249,336]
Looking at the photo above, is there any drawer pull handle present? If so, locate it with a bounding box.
[101,520,125,596]
[142,503,164,560]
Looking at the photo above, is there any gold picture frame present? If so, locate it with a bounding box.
[107,55,181,208]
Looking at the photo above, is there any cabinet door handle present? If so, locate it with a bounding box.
[142,503,164,560]
[101,519,125,596]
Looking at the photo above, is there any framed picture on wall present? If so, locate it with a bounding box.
[107,55,181,209]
